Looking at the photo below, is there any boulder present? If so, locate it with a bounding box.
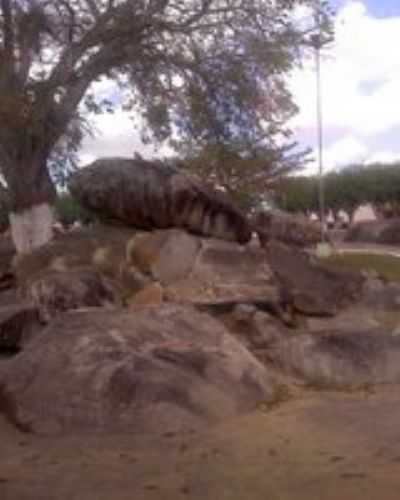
[253,210,321,248]
[0,305,276,435]
[69,158,252,244]
[20,267,120,322]
[266,241,364,317]
[270,329,400,389]
[345,218,400,245]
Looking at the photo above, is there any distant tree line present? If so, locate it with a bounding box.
[275,163,400,224]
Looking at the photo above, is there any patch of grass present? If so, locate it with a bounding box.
[321,252,400,282]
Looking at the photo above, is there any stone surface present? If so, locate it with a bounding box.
[345,219,400,245]
[0,235,15,292]
[126,229,201,284]
[126,232,277,304]
[21,267,120,322]
[69,158,252,244]
[0,305,276,435]
[13,225,279,315]
[253,210,321,248]
[221,305,283,353]
[0,304,40,351]
[127,282,164,307]
[270,328,400,388]
[305,307,381,333]
[266,241,364,317]
[361,278,400,311]
[15,224,135,288]
[192,238,273,285]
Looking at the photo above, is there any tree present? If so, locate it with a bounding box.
[361,163,400,218]
[176,141,310,212]
[0,0,332,253]
[275,175,319,215]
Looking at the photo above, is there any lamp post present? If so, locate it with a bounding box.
[311,1,326,243]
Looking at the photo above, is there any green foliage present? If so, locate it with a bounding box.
[275,163,400,220]
[275,176,319,214]
[176,142,310,211]
[55,193,94,227]
[324,167,367,219]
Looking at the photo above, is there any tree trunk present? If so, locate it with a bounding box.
[7,160,56,254]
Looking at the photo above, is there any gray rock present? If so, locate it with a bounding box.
[223,306,283,352]
[69,158,252,244]
[305,307,381,333]
[192,238,274,285]
[126,229,201,285]
[270,329,400,388]
[362,279,400,311]
[266,241,364,317]
[345,218,400,245]
[0,305,276,435]
[20,267,120,322]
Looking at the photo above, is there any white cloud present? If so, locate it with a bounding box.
[79,76,173,165]
[290,0,400,170]
[364,150,400,165]
[79,107,170,165]
[324,135,368,168]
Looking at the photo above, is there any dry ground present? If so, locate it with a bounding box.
[1,385,400,500]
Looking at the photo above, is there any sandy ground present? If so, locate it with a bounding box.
[1,385,400,500]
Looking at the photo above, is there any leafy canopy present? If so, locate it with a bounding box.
[275,163,400,220]
[0,1,332,189]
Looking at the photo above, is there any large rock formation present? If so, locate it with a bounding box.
[0,306,276,435]
[15,226,278,320]
[69,158,252,244]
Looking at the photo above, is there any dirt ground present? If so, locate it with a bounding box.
[1,385,400,500]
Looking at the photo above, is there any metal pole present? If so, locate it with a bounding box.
[314,3,326,243]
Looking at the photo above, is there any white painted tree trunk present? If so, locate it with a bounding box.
[9,203,54,254]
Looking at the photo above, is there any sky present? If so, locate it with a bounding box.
[290,0,400,174]
[80,0,400,176]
